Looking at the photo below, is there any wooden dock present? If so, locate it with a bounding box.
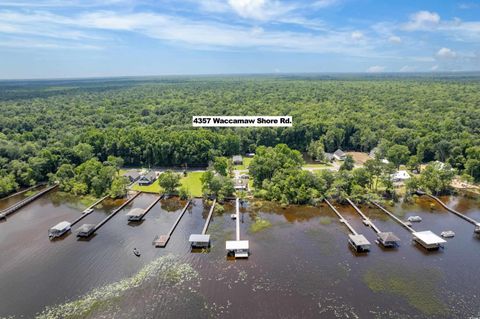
[419,192,480,234]
[202,199,216,235]
[325,199,371,252]
[370,201,415,233]
[0,184,58,220]
[153,200,192,248]
[70,196,109,227]
[130,194,164,221]
[0,184,42,201]
[189,199,216,249]
[225,198,249,258]
[91,192,141,233]
[346,198,381,233]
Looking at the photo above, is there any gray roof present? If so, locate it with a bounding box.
[334,149,346,157]
[126,208,145,217]
[348,234,371,246]
[232,155,243,161]
[123,171,140,179]
[189,234,210,243]
[140,171,156,180]
[377,232,400,243]
[325,153,334,160]
[76,224,95,232]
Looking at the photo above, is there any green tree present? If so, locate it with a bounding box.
[109,176,129,198]
[387,144,410,168]
[307,140,325,162]
[158,170,181,194]
[340,155,355,171]
[213,157,229,176]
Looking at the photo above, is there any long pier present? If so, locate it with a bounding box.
[325,199,358,235]
[0,184,58,220]
[70,196,108,227]
[202,199,216,235]
[0,184,42,201]
[140,195,164,219]
[225,198,249,258]
[346,198,381,234]
[154,200,192,247]
[371,201,415,233]
[418,191,480,233]
[93,192,141,232]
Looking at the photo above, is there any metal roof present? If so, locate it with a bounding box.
[76,224,95,232]
[348,234,371,246]
[377,232,400,242]
[189,234,210,243]
[126,208,145,217]
[412,231,446,245]
[334,149,346,157]
[226,240,249,250]
[50,221,71,231]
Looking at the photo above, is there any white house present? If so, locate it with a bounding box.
[391,170,411,182]
[333,149,346,161]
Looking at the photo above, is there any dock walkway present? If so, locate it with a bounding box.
[70,196,109,227]
[202,199,216,235]
[0,184,58,220]
[153,199,192,247]
[371,201,415,233]
[93,192,141,232]
[346,198,381,234]
[325,199,358,235]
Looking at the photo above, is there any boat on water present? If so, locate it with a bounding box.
[48,221,71,239]
[83,208,94,214]
[230,214,237,219]
[441,230,455,238]
[407,216,422,222]
[133,248,141,257]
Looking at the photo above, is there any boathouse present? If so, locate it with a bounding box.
[48,221,71,239]
[348,234,371,252]
[76,224,96,237]
[226,240,249,258]
[126,208,145,221]
[377,232,400,247]
[189,234,211,248]
[412,231,446,250]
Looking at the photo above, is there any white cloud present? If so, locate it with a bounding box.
[312,0,340,8]
[399,65,416,72]
[367,65,385,73]
[351,31,364,40]
[388,35,401,44]
[403,10,440,31]
[227,0,295,21]
[431,65,439,71]
[436,47,457,59]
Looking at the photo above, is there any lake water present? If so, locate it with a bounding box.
[0,191,479,318]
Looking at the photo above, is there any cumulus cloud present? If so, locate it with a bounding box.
[388,35,401,44]
[227,0,294,20]
[403,10,440,31]
[436,47,457,59]
[367,65,385,73]
[351,31,364,40]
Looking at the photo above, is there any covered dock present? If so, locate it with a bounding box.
[226,198,250,258]
[189,199,216,249]
[371,201,446,250]
[126,195,163,222]
[325,199,371,252]
[153,200,191,248]
[346,198,400,248]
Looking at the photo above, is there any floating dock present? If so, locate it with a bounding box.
[371,201,446,250]
[0,184,58,220]
[325,199,371,252]
[153,199,192,248]
[417,191,480,235]
[189,199,216,248]
[126,194,163,221]
[226,198,249,258]
[76,192,141,237]
[346,198,400,248]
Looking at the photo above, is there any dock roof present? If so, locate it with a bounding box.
[126,208,145,217]
[377,232,400,243]
[50,221,71,231]
[348,234,371,246]
[226,240,249,250]
[412,231,446,245]
[189,234,210,243]
[76,224,95,232]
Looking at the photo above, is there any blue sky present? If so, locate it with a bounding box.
[0,0,479,79]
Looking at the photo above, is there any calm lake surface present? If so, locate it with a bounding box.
[0,191,479,318]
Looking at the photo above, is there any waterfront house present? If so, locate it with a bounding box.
[333,149,346,161]
[122,170,141,183]
[138,170,157,186]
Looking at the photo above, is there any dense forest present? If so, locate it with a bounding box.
[0,74,479,197]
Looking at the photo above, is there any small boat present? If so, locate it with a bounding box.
[407,216,422,222]
[83,208,94,214]
[441,230,455,238]
[230,214,237,219]
[362,219,370,226]
[133,248,141,257]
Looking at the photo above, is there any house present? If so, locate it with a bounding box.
[138,170,157,186]
[122,170,141,183]
[333,149,346,161]
[324,153,335,162]
[234,178,248,191]
[391,170,411,182]
[232,155,243,165]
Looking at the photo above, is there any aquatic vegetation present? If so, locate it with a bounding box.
[319,216,332,225]
[363,265,447,316]
[250,218,272,233]
[36,255,198,319]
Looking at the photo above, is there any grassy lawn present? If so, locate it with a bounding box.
[131,180,162,193]
[180,171,203,197]
[302,163,332,169]
[234,157,252,171]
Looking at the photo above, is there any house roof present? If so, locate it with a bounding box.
[123,171,140,179]
[377,232,400,243]
[334,149,346,157]
[189,234,210,243]
[391,170,411,180]
[412,231,446,245]
[232,155,243,161]
[348,234,371,246]
[141,171,157,180]
[126,208,145,217]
